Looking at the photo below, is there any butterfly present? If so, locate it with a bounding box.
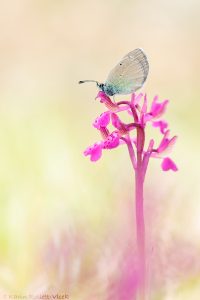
[79,48,149,96]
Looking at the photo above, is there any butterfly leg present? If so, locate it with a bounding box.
[112,95,116,104]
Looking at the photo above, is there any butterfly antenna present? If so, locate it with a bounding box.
[78,80,99,85]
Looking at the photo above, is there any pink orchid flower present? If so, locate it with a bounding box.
[150,95,169,118]
[162,157,178,171]
[84,92,177,172]
[93,111,110,129]
[152,120,168,134]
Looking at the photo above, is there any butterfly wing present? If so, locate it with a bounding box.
[105,48,149,95]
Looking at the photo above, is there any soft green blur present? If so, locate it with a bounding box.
[0,0,199,299]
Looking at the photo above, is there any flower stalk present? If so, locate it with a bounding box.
[126,108,147,299]
[135,164,145,300]
[135,125,146,300]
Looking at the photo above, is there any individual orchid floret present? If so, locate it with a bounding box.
[161,157,178,172]
[150,130,178,172]
[103,131,120,149]
[156,130,177,155]
[131,92,144,106]
[95,91,111,103]
[150,95,169,119]
[142,95,169,124]
[93,112,110,129]
[111,113,129,135]
[152,120,168,134]
[96,91,118,111]
[84,131,120,162]
[141,94,148,114]
[84,142,103,162]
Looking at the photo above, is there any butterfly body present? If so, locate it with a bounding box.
[98,83,117,96]
[79,48,149,96]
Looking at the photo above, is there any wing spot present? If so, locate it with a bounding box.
[120,63,122,66]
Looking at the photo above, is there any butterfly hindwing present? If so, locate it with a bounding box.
[105,48,149,95]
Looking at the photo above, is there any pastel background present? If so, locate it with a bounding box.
[0,0,199,299]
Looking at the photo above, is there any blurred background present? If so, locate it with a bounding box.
[0,0,199,299]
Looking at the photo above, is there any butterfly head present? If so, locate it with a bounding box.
[97,82,104,91]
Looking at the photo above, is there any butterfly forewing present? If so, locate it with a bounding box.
[105,48,149,95]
